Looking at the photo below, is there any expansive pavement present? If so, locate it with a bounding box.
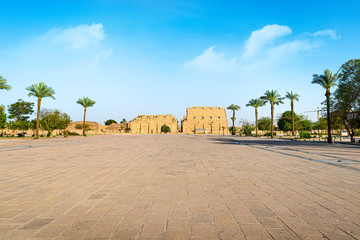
[0,135,360,240]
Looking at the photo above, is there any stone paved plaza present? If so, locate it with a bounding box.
[0,135,360,240]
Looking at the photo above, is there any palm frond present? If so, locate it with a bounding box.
[26,82,55,99]
[77,97,96,108]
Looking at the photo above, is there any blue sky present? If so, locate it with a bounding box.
[1,0,360,125]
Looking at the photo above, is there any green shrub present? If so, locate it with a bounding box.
[264,132,276,136]
[299,131,311,138]
[243,124,254,136]
[67,131,80,136]
[75,124,90,130]
[229,126,237,135]
[161,124,171,133]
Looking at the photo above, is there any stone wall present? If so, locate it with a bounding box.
[181,107,229,134]
[129,115,178,134]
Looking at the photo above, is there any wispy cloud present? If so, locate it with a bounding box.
[184,46,236,72]
[243,24,292,58]
[184,24,333,72]
[313,29,339,40]
[44,23,106,51]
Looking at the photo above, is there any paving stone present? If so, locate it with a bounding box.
[1,135,360,239]
[21,218,54,229]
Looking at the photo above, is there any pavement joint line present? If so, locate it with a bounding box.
[234,141,360,173]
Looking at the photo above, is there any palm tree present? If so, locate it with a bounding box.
[227,104,240,135]
[77,97,96,136]
[246,98,265,137]
[285,91,300,136]
[26,82,55,139]
[312,69,338,143]
[260,90,284,138]
[0,75,11,91]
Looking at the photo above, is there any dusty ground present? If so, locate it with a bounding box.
[0,135,359,240]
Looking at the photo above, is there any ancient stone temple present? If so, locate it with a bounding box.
[129,115,178,134]
[181,107,229,134]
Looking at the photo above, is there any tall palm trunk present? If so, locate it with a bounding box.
[326,89,332,143]
[36,98,41,139]
[82,107,87,136]
[271,102,274,139]
[255,108,258,137]
[291,100,295,136]
[232,110,235,135]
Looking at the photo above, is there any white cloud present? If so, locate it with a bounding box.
[184,46,237,72]
[243,24,292,58]
[313,29,339,40]
[185,24,322,72]
[46,23,106,50]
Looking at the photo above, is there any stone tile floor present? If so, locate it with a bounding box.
[0,135,359,240]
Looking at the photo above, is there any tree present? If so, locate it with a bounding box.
[312,70,339,143]
[261,90,284,138]
[120,118,127,123]
[227,104,240,135]
[8,99,34,121]
[26,82,55,139]
[258,117,272,131]
[0,105,6,135]
[285,91,300,136]
[0,75,11,91]
[246,98,265,137]
[40,109,71,137]
[77,97,96,136]
[333,59,360,143]
[278,111,314,132]
[297,118,314,131]
[277,111,300,132]
[161,124,171,133]
[105,119,117,125]
[6,120,30,137]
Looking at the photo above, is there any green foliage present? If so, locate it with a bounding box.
[40,109,71,134]
[277,111,299,131]
[229,126,237,134]
[314,116,343,130]
[264,132,276,136]
[161,124,171,133]
[277,111,314,131]
[120,118,127,123]
[297,118,314,131]
[0,75,11,91]
[261,90,284,106]
[227,104,241,111]
[105,119,117,125]
[77,97,96,108]
[299,131,311,139]
[26,82,55,99]
[8,99,34,121]
[333,59,360,141]
[246,98,266,108]
[125,127,131,131]
[258,117,271,131]
[0,105,6,130]
[75,123,90,130]
[312,69,339,90]
[285,91,300,102]
[7,120,30,132]
[243,124,254,136]
[67,131,80,136]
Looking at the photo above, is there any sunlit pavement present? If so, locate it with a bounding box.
[0,135,359,239]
